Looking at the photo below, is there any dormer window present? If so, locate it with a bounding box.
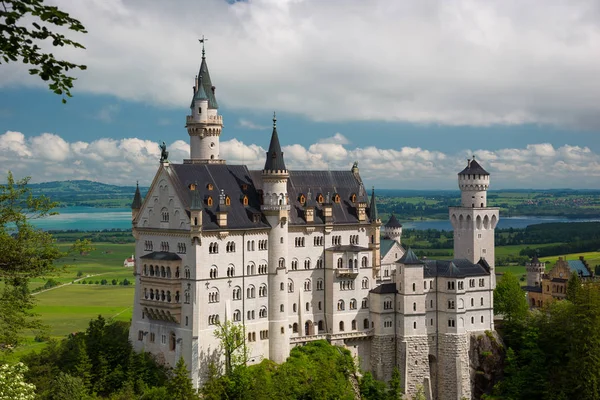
[206,196,213,206]
[317,194,324,203]
[207,183,213,191]
[242,184,248,191]
[189,183,197,190]
[242,195,249,206]
[225,196,231,206]
[299,194,306,205]
[350,193,356,203]
[333,194,340,203]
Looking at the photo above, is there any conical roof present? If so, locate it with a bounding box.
[263,113,286,172]
[385,214,402,228]
[398,248,422,265]
[368,187,378,221]
[131,183,142,210]
[190,187,203,210]
[458,157,489,175]
[193,53,218,109]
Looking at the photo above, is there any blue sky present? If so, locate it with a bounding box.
[1,0,600,189]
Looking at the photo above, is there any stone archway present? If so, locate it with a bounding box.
[305,320,314,336]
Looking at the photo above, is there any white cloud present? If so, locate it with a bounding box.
[2,130,600,189]
[239,119,269,130]
[2,0,600,129]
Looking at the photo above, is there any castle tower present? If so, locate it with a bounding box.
[449,157,499,287]
[395,249,431,398]
[185,43,224,164]
[384,214,403,244]
[261,113,290,363]
[368,188,382,276]
[526,253,545,287]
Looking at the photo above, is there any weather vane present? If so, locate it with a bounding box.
[199,35,208,57]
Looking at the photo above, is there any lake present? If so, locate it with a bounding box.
[28,206,600,232]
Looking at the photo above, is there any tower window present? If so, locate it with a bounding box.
[317,194,324,203]
[242,195,249,206]
[225,196,231,206]
[333,194,340,203]
[207,183,213,190]
[350,193,357,203]
[207,196,213,206]
[299,194,306,204]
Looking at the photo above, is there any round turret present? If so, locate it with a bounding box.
[526,253,545,287]
[458,156,490,208]
[384,214,402,243]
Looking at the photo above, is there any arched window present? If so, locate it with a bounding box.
[161,266,166,277]
[337,258,343,268]
[304,259,311,269]
[247,285,256,299]
[161,208,169,222]
[339,321,345,332]
[184,267,190,279]
[207,183,213,191]
[318,320,324,331]
[293,323,298,333]
[293,303,297,312]
[233,286,241,300]
[316,279,324,291]
[304,279,311,291]
[351,320,357,330]
[288,279,294,293]
[299,194,306,204]
[349,259,353,269]
[209,265,218,279]
[350,193,357,203]
[227,265,235,277]
[333,193,340,203]
[242,195,249,206]
[361,298,368,308]
[291,259,298,270]
[233,309,241,322]
[166,267,171,278]
[225,195,231,206]
[362,277,369,289]
[317,194,324,203]
[337,299,345,311]
[208,288,219,303]
[361,256,368,267]
[279,258,285,268]
[169,332,176,351]
[259,284,267,297]
[349,298,357,310]
[207,196,213,206]
[259,307,267,318]
[363,318,369,329]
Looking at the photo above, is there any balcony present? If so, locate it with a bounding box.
[336,268,359,278]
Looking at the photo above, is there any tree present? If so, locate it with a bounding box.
[0,0,87,102]
[166,357,198,400]
[45,372,89,400]
[566,271,582,302]
[494,272,529,324]
[213,320,249,376]
[0,172,92,349]
[359,371,387,400]
[0,362,36,399]
[387,367,403,400]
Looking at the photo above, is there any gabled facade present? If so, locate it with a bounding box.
[129,50,497,400]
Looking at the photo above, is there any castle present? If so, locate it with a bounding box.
[128,49,498,400]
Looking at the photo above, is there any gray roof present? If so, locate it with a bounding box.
[263,116,286,172]
[369,187,378,220]
[169,164,269,230]
[370,282,397,294]
[568,259,592,277]
[131,183,142,210]
[195,55,218,109]
[458,158,489,176]
[380,239,400,259]
[398,248,422,265]
[423,258,490,278]
[251,169,371,226]
[385,214,402,228]
[140,251,181,261]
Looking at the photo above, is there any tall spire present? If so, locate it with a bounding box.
[131,182,142,210]
[193,37,218,110]
[263,112,286,172]
[190,184,203,210]
[369,186,378,221]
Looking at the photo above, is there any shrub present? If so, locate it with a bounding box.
[112,279,118,285]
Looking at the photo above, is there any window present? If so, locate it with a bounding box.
[304,259,311,269]
[293,323,298,333]
[333,193,340,203]
[177,243,186,254]
[481,315,484,323]
[247,285,256,299]
[471,298,474,307]
[314,236,323,246]
[260,330,269,340]
[291,260,298,270]
[208,315,220,325]
[471,316,474,324]
[258,263,267,274]
[246,264,256,275]
[316,259,323,269]
[337,300,345,311]
[480,297,484,306]
[299,194,306,204]
[412,283,416,292]
[332,235,341,246]
[337,258,343,268]
[304,279,311,291]
[279,258,285,268]
[361,298,369,309]
[349,234,359,244]
[144,240,153,251]
[150,332,155,343]
[339,321,345,331]
[160,241,169,252]
[447,281,455,290]
[209,266,218,279]
[280,304,284,312]
[233,310,241,322]
[209,242,218,254]
[363,318,369,329]
[208,288,219,303]
[138,330,144,341]
[258,240,267,250]
[458,281,464,290]
[349,298,357,310]
[227,265,235,277]
[233,286,241,300]
[448,300,455,309]
[226,241,236,253]
[161,334,166,344]
[316,279,324,291]
[247,310,255,320]
[207,196,213,206]
[161,208,169,222]
[294,237,306,247]
[413,302,417,311]
[383,298,392,310]
[259,284,267,297]
[288,280,294,293]
[479,278,485,287]
[448,319,455,327]
[169,332,176,351]
[352,319,357,330]
[362,277,369,289]
[469,279,475,288]
[305,302,310,311]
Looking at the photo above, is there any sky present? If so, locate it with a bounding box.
[1,0,600,189]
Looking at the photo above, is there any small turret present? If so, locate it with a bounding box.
[216,189,229,228]
[190,184,203,235]
[458,156,490,208]
[368,187,379,222]
[384,214,402,244]
[526,252,545,287]
[131,182,143,221]
[304,188,315,224]
[263,112,287,173]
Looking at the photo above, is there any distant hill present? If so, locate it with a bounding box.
[30,180,148,208]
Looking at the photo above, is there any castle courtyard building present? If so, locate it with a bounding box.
[129,49,497,400]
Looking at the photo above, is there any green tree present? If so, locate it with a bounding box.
[494,272,529,324]
[45,372,88,400]
[359,371,387,400]
[387,367,403,400]
[166,357,198,400]
[213,320,249,375]
[411,385,426,400]
[566,271,582,302]
[0,362,36,399]
[0,0,87,102]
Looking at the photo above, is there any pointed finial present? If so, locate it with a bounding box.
[199,35,208,58]
[473,155,476,160]
[273,111,277,128]
[136,180,139,187]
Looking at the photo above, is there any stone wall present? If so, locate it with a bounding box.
[399,336,432,399]
[437,333,470,400]
[370,335,396,381]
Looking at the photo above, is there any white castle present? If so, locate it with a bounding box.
[129,49,498,400]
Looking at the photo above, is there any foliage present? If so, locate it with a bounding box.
[494,283,600,400]
[566,271,582,302]
[22,316,168,399]
[201,340,356,400]
[494,272,528,324]
[387,367,403,400]
[213,320,249,376]
[359,371,387,400]
[0,362,36,399]
[166,357,198,400]
[411,385,426,400]
[0,0,87,102]
[44,372,89,400]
